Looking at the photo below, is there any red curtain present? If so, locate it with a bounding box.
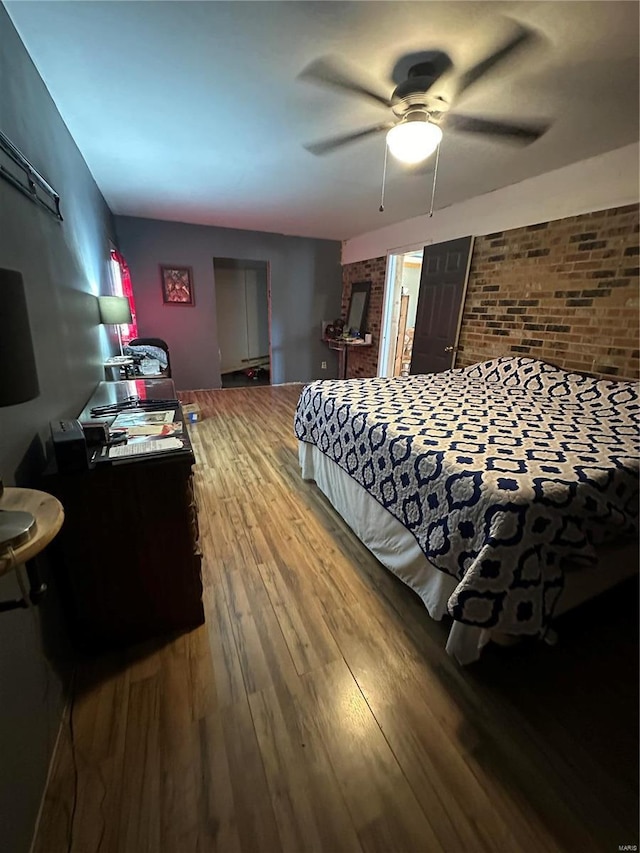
[110,248,138,345]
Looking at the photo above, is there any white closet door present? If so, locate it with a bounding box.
[216,268,248,374]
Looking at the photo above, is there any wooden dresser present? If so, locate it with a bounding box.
[43,379,204,652]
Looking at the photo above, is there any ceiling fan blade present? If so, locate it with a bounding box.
[446,114,549,144]
[455,24,538,99]
[304,123,393,156]
[299,56,393,108]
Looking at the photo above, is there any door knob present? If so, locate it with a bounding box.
[444,345,458,353]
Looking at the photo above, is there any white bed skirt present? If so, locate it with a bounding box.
[299,441,638,664]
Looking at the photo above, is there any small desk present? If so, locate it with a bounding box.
[0,488,64,577]
[324,338,372,380]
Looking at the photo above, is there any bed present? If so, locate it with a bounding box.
[294,357,639,663]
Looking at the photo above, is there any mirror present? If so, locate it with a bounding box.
[346,281,370,337]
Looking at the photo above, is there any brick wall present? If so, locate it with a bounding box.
[341,203,639,381]
[457,204,639,379]
[341,255,387,378]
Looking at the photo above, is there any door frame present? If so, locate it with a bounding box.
[377,253,401,377]
[378,247,427,377]
[450,236,475,368]
[213,256,272,383]
[379,237,475,376]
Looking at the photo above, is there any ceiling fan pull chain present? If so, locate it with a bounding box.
[379,144,389,213]
[428,142,441,218]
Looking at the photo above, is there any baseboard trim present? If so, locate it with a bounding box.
[28,682,72,853]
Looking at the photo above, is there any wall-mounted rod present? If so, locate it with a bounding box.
[0,129,63,220]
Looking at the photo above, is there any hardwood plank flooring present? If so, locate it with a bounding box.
[34,385,638,853]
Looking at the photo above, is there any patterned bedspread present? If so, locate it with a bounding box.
[294,357,639,636]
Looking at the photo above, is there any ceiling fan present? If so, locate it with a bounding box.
[300,22,550,166]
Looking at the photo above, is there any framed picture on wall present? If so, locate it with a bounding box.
[160,265,195,305]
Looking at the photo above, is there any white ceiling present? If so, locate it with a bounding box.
[6,1,639,241]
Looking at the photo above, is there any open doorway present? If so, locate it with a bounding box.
[379,237,473,377]
[378,249,423,378]
[213,258,271,388]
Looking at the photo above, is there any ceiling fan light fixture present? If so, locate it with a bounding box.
[386,118,442,164]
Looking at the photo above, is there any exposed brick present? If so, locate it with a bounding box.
[572,261,601,271]
[526,223,549,231]
[578,241,607,251]
[569,232,597,242]
[592,249,618,260]
[339,256,386,378]
[344,205,639,381]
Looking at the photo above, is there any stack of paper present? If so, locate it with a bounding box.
[109,409,184,457]
[108,437,184,459]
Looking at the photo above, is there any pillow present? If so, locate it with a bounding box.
[463,357,639,417]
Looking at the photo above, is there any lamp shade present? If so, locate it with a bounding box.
[0,268,39,406]
[98,295,132,325]
[386,120,443,164]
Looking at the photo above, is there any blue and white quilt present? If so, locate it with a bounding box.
[294,357,639,636]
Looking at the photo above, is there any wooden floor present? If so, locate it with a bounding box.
[35,385,638,853]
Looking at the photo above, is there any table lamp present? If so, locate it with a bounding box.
[98,295,132,357]
[0,268,40,549]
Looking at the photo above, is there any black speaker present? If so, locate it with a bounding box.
[50,419,88,473]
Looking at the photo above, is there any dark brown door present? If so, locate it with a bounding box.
[410,236,473,375]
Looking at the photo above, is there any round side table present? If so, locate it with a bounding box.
[0,488,64,577]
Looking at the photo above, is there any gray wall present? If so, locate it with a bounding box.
[115,216,342,389]
[0,6,115,851]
